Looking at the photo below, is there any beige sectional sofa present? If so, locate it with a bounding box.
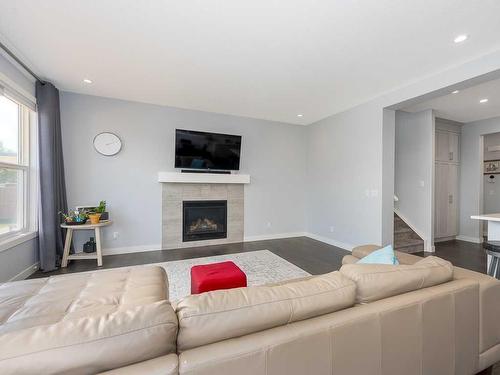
[1,245,499,374]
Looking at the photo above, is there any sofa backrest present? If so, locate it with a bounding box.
[175,271,356,351]
[178,278,480,375]
[340,256,453,303]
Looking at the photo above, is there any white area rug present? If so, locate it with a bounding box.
[158,250,310,301]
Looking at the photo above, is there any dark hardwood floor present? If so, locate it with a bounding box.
[418,239,487,274]
[30,236,351,278]
[31,236,489,279]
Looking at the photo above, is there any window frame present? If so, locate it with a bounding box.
[0,93,38,248]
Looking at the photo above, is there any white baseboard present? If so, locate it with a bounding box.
[456,235,483,244]
[102,233,310,255]
[434,236,456,243]
[9,262,39,282]
[102,243,162,256]
[304,232,355,251]
[101,231,356,256]
[243,232,307,242]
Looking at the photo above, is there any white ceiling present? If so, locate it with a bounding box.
[1,1,500,125]
[403,77,500,123]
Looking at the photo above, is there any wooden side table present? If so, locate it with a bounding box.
[61,220,112,267]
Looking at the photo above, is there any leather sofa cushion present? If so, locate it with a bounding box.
[340,256,453,303]
[0,266,178,375]
[176,271,356,351]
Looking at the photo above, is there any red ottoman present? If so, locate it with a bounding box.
[191,261,247,294]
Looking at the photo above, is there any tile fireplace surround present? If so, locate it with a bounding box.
[161,181,245,249]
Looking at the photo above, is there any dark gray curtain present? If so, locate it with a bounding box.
[36,81,68,272]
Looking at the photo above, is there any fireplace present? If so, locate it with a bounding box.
[183,200,227,242]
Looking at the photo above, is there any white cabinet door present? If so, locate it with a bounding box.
[435,163,448,237]
[449,132,460,163]
[435,131,450,162]
[435,162,459,238]
[434,129,460,239]
[436,130,460,163]
[447,164,459,236]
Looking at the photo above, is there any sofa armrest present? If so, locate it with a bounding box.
[453,266,500,368]
[351,244,381,259]
[351,244,422,265]
[342,255,359,265]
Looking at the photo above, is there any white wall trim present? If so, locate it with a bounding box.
[9,262,39,282]
[434,236,457,243]
[0,70,36,104]
[456,235,483,244]
[243,232,307,242]
[394,208,431,251]
[0,231,37,253]
[304,232,355,251]
[158,172,250,184]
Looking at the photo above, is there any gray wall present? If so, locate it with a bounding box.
[60,92,307,252]
[0,239,38,282]
[460,116,500,241]
[306,101,385,249]
[394,110,434,249]
[0,53,38,282]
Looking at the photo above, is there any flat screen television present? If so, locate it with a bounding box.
[175,129,242,171]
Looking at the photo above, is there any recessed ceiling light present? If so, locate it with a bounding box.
[83,78,93,84]
[454,34,468,43]
[452,90,460,94]
[480,98,489,103]
[297,114,303,117]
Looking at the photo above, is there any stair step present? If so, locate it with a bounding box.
[394,227,412,234]
[394,231,421,241]
[393,212,424,254]
[395,243,424,254]
[394,237,424,254]
[395,237,423,247]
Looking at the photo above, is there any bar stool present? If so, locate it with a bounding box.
[483,241,500,278]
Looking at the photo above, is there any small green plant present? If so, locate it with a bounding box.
[59,209,88,224]
[95,200,106,214]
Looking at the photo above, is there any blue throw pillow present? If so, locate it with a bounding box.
[357,245,399,265]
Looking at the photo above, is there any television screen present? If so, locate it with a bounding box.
[175,129,242,171]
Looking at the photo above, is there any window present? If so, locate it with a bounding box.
[0,94,36,240]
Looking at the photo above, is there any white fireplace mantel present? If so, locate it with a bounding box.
[158,171,250,184]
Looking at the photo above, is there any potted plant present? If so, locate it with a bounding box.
[60,209,88,225]
[88,200,107,224]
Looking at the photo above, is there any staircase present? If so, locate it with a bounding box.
[394,213,424,253]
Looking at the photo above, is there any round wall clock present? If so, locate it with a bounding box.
[93,132,122,156]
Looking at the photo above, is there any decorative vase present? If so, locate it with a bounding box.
[88,213,101,224]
